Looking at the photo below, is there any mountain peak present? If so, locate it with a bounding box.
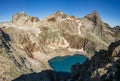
[55,10,64,16]
[20,11,25,14]
[91,10,101,19]
[12,11,39,26]
[85,10,101,22]
[92,10,98,15]
[19,11,26,15]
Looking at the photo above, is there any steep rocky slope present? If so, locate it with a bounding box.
[0,11,120,81]
[68,40,120,81]
[0,28,50,81]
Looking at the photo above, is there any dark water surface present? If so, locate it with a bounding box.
[48,54,87,72]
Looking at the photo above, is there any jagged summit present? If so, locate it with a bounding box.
[45,10,81,23]
[20,11,25,14]
[44,10,68,22]
[54,10,67,18]
[14,11,27,16]
[19,11,26,15]
[55,10,64,15]
[92,10,99,15]
[86,10,99,18]
[83,10,103,28]
[12,11,40,27]
[85,10,101,20]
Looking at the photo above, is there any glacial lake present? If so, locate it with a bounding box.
[48,54,87,72]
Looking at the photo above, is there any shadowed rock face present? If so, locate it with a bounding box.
[0,11,120,81]
[12,70,70,81]
[68,40,120,81]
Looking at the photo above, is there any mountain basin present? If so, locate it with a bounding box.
[48,54,87,72]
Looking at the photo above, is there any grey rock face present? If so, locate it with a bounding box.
[114,26,120,32]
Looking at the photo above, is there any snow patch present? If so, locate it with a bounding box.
[48,46,56,49]
[66,17,74,20]
[76,20,80,23]
[78,22,82,35]
[68,47,86,53]
[58,37,69,48]
[47,37,69,49]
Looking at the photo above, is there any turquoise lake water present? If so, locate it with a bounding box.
[48,54,87,72]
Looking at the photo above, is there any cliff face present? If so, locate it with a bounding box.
[0,11,120,81]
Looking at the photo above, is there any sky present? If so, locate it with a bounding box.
[0,0,120,27]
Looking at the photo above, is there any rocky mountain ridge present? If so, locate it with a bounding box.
[0,11,120,81]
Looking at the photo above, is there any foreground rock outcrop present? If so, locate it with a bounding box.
[0,11,120,81]
[68,40,120,81]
